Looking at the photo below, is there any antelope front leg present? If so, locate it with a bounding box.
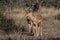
[29,21,33,33]
[33,25,36,36]
[36,23,39,37]
[41,22,43,36]
[28,24,31,32]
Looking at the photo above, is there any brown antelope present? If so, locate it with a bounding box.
[26,11,43,37]
[24,1,43,36]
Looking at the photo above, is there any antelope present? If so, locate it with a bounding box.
[26,12,43,36]
[24,1,43,37]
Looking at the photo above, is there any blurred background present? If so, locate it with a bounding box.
[0,0,60,40]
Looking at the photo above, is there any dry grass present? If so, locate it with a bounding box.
[0,7,60,40]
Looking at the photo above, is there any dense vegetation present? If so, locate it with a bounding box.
[0,0,60,8]
[0,0,60,33]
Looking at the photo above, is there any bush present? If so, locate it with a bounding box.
[55,13,60,20]
[0,14,19,33]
